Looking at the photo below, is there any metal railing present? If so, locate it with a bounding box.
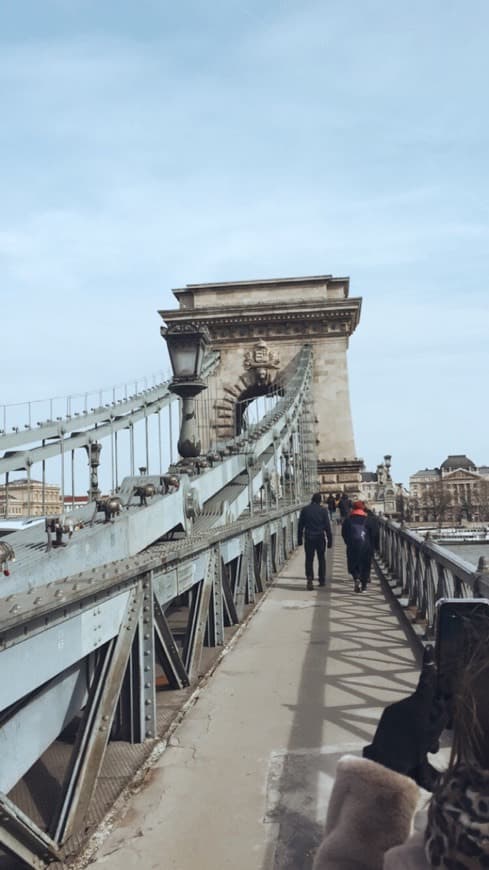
[0,370,171,438]
[377,518,489,638]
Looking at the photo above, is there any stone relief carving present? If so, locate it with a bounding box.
[243,339,280,385]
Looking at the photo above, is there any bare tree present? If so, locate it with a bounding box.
[407,495,420,522]
[422,482,452,527]
[478,480,489,523]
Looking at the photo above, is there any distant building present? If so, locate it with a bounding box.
[0,478,63,518]
[358,455,407,515]
[409,455,489,523]
[63,495,89,512]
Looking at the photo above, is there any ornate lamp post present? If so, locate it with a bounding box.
[161,322,210,459]
[84,441,102,501]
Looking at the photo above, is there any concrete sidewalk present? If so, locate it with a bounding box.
[84,531,421,870]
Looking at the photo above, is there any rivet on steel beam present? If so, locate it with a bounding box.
[144,633,150,640]
[144,665,151,671]
[144,682,151,688]
[146,731,153,737]
[145,699,152,706]
[145,715,152,721]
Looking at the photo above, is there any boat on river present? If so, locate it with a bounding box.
[418,526,489,544]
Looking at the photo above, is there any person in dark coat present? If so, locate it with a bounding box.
[298,493,333,590]
[337,492,351,523]
[326,493,336,522]
[341,499,377,592]
[313,638,489,869]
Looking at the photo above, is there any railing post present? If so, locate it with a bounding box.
[475,556,489,597]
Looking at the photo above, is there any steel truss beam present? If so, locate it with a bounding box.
[1,517,303,866]
[221,562,239,627]
[183,549,217,681]
[0,589,131,711]
[206,546,225,647]
[153,594,190,690]
[0,663,88,794]
[116,574,157,742]
[0,793,60,868]
[0,348,315,868]
[51,584,142,843]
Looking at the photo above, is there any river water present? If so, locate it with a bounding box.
[438,542,489,568]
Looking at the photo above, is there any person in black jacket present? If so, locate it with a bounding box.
[341,500,377,593]
[298,493,333,590]
[338,492,352,522]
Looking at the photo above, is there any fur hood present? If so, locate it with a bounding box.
[312,755,420,870]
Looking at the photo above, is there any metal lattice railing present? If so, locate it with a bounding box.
[376,518,489,638]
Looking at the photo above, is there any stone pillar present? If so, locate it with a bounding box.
[159,275,362,472]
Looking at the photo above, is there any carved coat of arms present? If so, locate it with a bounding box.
[243,339,280,385]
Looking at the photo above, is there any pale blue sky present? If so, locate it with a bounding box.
[1,0,488,485]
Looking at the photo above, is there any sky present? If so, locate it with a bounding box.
[1,0,488,488]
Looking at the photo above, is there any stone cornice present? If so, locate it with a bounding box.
[318,459,364,470]
[172,274,350,299]
[160,298,362,340]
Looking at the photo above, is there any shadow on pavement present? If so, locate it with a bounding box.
[261,533,422,870]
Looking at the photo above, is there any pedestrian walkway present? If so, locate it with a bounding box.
[83,530,422,870]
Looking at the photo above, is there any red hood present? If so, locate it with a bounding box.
[350,509,367,517]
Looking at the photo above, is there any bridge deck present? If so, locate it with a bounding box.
[82,529,421,870]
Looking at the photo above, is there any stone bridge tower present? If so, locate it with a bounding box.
[160,274,363,494]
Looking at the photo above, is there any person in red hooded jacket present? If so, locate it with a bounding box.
[341,499,378,592]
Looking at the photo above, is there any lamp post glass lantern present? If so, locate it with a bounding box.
[161,322,210,459]
[166,336,206,380]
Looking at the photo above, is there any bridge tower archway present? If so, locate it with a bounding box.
[160,274,364,495]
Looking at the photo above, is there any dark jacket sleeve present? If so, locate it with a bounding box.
[323,509,333,547]
[341,517,350,545]
[367,515,380,550]
[298,508,305,545]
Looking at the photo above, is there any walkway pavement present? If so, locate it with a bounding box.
[84,529,422,870]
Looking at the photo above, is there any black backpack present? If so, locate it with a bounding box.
[349,518,368,548]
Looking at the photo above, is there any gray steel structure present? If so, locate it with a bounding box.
[3,340,488,868]
[0,346,317,868]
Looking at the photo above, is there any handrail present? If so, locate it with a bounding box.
[0,500,305,635]
[377,518,489,638]
[0,353,221,473]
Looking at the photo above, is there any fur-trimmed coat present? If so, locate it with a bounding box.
[312,755,429,870]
